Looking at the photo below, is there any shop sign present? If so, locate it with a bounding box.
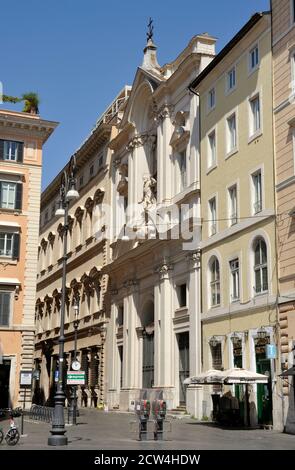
[266,344,277,359]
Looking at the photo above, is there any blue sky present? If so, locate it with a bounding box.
[0,0,269,189]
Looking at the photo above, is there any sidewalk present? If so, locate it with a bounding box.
[1,409,295,450]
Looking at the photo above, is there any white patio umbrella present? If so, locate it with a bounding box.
[223,367,268,384]
[183,369,225,385]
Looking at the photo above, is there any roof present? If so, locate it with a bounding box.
[189,12,269,90]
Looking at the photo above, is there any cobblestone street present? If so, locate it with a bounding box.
[1,409,295,450]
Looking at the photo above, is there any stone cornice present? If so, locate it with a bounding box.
[0,110,58,144]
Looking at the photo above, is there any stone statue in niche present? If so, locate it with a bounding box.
[139,175,157,210]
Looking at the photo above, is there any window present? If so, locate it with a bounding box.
[51,204,55,218]
[230,259,240,301]
[208,88,216,110]
[79,175,84,188]
[118,305,124,326]
[210,257,220,306]
[250,96,261,136]
[99,156,103,167]
[89,164,94,178]
[209,197,217,236]
[0,292,11,326]
[179,150,187,191]
[249,45,259,71]
[208,130,216,168]
[177,284,187,308]
[44,210,49,223]
[0,232,20,258]
[228,185,237,225]
[254,238,268,294]
[0,181,22,210]
[227,67,236,92]
[227,114,237,153]
[291,52,295,94]
[0,140,23,163]
[252,170,262,214]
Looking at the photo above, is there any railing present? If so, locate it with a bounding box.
[28,405,54,423]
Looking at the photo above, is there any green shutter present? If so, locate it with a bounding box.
[17,142,24,163]
[12,233,20,259]
[0,140,4,160]
[0,293,10,326]
[15,183,22,210]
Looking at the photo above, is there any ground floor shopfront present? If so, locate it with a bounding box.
[0,329,34,408]
[201,304,283,430]
[34,326,106,408]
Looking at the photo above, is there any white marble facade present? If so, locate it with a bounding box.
[104,34,216,416]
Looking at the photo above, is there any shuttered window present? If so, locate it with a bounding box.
[0,292,11,326]
[0,140,23,162]
[0,232,20,258]
[0,182,22,210]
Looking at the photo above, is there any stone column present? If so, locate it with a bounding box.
[157,261,174,387]
[187,250,203,419]
[121,280,139,409]
[157,105,174,202]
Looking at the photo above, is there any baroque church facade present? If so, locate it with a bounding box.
[104,33,216,415]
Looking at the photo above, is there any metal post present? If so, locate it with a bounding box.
[21,387,26,435]
[73,317,78,425]
[48,199,68,446]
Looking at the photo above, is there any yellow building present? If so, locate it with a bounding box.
[190,13,282,429]
[0,109,57,408]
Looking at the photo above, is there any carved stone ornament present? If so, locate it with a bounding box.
[156,104,174,122]
[48,231,56,245]
[40,237,48,250]
[94,188,105,205]
[117,176,128,197]
[139,175,157,210]
[85,197,94,214]
[75,206,85,223]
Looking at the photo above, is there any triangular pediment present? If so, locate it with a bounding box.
[119,67,164,129]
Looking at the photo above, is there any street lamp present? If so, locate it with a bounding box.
[48,155,79,446]
[68,296,80,425]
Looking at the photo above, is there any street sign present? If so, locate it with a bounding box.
[266,344,277,360]
[20,370,33,387]
[67,371,85,385]
[54,370,59,382]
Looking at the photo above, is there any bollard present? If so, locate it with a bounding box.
[152,399,166,441]
[135,399,150,441]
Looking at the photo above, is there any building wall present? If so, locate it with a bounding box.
[196,16,282,429]
[272,0,295,433]
[0,110,57,407]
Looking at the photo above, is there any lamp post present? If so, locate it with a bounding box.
[68,296,80,425]
[48,155,79,446]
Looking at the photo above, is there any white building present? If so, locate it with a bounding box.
[104,32,216,415]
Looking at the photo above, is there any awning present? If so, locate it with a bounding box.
[280,366,295,377]
[184,369,224,385]
[223,368,268,384]
[184,367,269,385]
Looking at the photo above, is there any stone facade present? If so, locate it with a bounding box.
[34,87,130,408]
[104,34,216,416]
[272,0,295,433]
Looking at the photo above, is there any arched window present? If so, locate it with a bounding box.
[210,257,220,306]
[254,238,268,294]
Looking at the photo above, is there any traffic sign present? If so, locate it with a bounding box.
[67,371,85,385]
[266,344,277,360]
[20,370,33,387]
